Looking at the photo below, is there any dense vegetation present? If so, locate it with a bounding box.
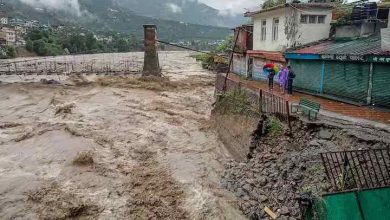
[194,36,233,69]
[106,0,244,27]
[262,0,286,9]
[6,0,231,42]
[0,45,16,59]
[24,29,143,56]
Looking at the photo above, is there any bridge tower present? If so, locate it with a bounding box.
[142,24,161,77]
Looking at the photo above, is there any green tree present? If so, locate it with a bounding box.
[85,33,97,51]
[26,40,34,52]
[27,29,44,41]
[115,38,130,52]
[216,35,233,53]
[6,46,16,58]
[129,34,139,51]
[262,0,286,9]
[33,39,48,56]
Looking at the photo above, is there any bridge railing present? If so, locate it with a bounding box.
[0,53,144,75]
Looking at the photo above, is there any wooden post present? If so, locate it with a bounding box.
[223,28,240,92]
[286,100,292,132]
[367,62,373,105]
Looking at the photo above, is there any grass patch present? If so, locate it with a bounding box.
[215,88,261,117]
[72,151,94,166]
[267,116,284,136]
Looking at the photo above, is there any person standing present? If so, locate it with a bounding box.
[268,68,275,90]
[278,66,288,94]
[287,66,296,94]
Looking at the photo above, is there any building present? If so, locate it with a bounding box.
[231,25,253,77]
[0,30,6,45]
[231,3,333,81]
[24,20,39,29]
[9,18,25,27]
[245,3,333,51]
[1,26,16,45]
[0,12,7,25]
[0,16,7,25]
[285,36,390,108]
[284,4,390,108]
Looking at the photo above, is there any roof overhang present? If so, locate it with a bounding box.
[247,50,286,63]
[244,3,334,17]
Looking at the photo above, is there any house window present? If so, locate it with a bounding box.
[309,15,317,24]
[301,15,327,24]
[261,20,267,41]
[272,18,279,41]
[318,15,326,24]
[300,15,308,23]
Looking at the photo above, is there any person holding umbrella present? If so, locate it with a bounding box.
[268,67,276,90]
[263,63,275,90]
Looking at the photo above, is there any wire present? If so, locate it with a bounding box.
[156,39,229,58]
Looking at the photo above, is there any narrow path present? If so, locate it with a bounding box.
[227,73,390,125]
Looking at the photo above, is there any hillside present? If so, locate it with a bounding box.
[112,0,245,27]
[5,0,232,41]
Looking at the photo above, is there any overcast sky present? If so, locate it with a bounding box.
[198,0,261,16]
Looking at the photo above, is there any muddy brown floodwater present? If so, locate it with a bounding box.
[0,51,246,220]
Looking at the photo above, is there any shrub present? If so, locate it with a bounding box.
[194,53,215,69]
[215,88,261,117]
[6,46,16,58]
[267,116,284,136]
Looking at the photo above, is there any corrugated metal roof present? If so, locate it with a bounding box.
[288,36,390,56]
[245,3,333,17]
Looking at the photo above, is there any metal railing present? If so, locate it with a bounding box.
[259,88,291,126]
[321,148,390,192]
[215,73,292,129]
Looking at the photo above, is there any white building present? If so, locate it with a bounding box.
[0,16,7,25]
[245,3,333,51]
[1,26,16,45]
[24,20,39,28]
[231,3,333,80]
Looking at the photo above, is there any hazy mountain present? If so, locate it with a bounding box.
[5,0,233,41]
[112,0,246,27]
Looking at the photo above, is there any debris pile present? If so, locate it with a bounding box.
[219,119,390,220]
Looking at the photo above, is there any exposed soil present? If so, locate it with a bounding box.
[215,110,390,219]
[0,52,245,220]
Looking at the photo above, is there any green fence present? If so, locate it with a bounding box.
[305,187,390,220]
[288,59,390,107]
[291,59,322,93]
[372,64,390,108]
[323,61,370,103]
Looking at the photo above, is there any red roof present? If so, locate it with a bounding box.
[247,50,286,63]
